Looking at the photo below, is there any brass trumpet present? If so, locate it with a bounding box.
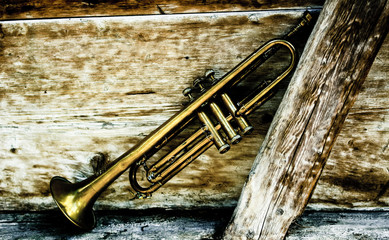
[50,12,312,230]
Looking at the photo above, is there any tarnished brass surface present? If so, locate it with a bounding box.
[50,12,312,230]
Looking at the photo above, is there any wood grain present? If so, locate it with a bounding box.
[0,0,325,20]
[0,9,387,212]
[286,210,389,239]
[0,210,387,239]
[0,11,309,211]
[311,34,389,209]
[223,0,389,239]
[312,105,389,205]
[0,209,232,239]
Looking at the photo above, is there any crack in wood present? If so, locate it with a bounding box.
[125,90,156,95]
[156,5,166,15]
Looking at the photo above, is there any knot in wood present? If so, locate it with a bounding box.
[276,208,284,215]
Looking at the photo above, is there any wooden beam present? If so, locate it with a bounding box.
[0,0,324,20]
[223,0,389,239]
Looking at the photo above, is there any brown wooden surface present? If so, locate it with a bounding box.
[0,0,325,20]
[223,0,389,239]
[311,34,389,209]
[0,9,388,212]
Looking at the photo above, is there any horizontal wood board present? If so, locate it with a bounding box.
[0,0,325,20]
[0,10,387,211]
[0,210,387,239]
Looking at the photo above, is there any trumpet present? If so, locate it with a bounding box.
[50,12,312,230]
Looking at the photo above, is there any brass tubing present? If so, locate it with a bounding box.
[239,90,276,117]
[147,40,296,187]
[220,93,254,135]
[130,136,214,194]
[198,111,230,154]
[236,40,296,116]
[158,140,214,186]
[226,13,311,89]
[209,102,241,144]
[147,128,204,182]
[153,115,196,150]
[134,114,237,189]
[157,136,211,181]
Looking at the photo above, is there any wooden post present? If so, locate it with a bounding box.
[223,0,389,239]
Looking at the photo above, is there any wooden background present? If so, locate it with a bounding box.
[0,0,387,212]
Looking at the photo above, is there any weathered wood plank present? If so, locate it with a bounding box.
[0,210,387,239]
[223,0,389,239]
[0,9,388,212]
[0,11,310,211]
[286,210,389,239]
[0,209,231,240]
[0,0,325,20]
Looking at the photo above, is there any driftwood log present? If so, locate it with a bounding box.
[223,0,389,239]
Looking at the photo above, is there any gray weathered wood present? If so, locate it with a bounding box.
[286,210,389,239]
[223,0,389,239]
[0,210,387,239]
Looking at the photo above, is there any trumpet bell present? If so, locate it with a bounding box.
[50,176,96,230]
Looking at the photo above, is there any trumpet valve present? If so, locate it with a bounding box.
[198,111,230,154]
[231,134,242,144]
[209,102,242,145]
[183,87,195,101]
[193,78,207,92]
[220,93,254,135]
[218,143,230,154]
[204,69,217,84]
